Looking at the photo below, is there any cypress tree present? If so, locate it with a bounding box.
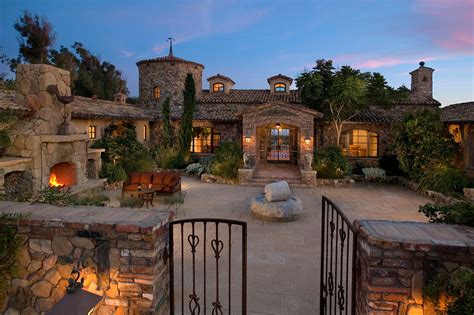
[177,74,196,156]
[162,97,172,147]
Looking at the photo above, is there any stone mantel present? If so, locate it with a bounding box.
[87,148,106,155]
[0,156,32,168]
[40,134,88,143]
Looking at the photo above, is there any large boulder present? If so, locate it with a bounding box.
[251,194,302,221]
[264,181,290,202]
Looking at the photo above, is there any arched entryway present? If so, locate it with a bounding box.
[257,123,299,164]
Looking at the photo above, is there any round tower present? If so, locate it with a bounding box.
[136,41,204,107]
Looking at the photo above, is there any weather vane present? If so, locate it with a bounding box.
[167,37,174,57]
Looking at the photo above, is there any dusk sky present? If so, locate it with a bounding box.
[1,0,473,105]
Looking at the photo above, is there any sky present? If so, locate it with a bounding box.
[0,0,473,106]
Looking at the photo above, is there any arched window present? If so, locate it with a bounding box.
[153,86,160,99]
[341,129,378,158]
[213,83,225,92]
[274,83,286,92]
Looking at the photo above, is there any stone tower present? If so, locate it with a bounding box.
[410,61,434,99]
[136,42,204,107]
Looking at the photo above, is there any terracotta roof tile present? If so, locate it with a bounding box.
[198,89,301,104]
[441,101,474,123]
[0,88,30,112]
[349,107,402,123]
[70,96,155,121]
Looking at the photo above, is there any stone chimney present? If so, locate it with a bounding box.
[113,92,127,104]
[409,61,434,99]
[15,64,73,135]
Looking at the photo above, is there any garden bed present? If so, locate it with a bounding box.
[201,173,238,185]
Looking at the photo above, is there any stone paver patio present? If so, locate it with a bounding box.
[168,177,429,315]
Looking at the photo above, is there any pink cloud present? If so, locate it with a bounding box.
[413,0,474,53]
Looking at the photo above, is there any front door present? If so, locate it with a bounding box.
[268,128,291,162]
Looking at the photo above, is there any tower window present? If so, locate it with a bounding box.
[422,76,428,82]
[88,126,97,139]
[153,86,161,99]
[274,83,286,92]
[213,83,224,92]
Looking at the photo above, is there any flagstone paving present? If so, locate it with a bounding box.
[169,177,429,315]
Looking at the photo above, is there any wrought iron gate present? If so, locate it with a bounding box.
[320,196,358,314]
[169,218,247,314]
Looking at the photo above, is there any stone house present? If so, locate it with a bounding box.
[138,51,441,171]
[442,101,474,176]
[1,51,472,191]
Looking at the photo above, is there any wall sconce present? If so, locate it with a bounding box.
[244,130,251,143]
[304,130,311,145]
[47,287,102,315]
[276,123,281,130]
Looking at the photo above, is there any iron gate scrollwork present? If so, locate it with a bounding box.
[169,218,247,315]
[320,196,357,315]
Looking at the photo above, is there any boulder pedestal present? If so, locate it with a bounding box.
[250,194,302,221]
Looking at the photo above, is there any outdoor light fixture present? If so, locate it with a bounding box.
[304,130,311,145]
[276,123,281,130]
[245,130,251,143]
[46,288,102,315]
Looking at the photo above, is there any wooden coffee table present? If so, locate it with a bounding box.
[136,188,157,208]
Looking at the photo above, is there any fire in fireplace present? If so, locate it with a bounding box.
[49,162,77,188]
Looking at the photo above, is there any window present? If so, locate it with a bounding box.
[143,124,147,141]
[153,86,160,99]
[448,124,462,143]
[341,129,378,158]
[191,127,220,153]
[213,83,224,92]
[88,126,96,139]
[274,83,286,92]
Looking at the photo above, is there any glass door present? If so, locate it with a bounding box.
[267,128,291,162]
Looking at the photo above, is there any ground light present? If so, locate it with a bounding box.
[46,289,102,315]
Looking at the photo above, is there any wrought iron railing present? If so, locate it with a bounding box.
[169,218,247,315]
[320,196,357,315]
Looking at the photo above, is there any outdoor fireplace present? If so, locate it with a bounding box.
[49,162,77,188]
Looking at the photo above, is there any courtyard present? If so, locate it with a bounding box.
[163,177,429,314]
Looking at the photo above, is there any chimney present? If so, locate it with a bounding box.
[113,92,126,104]
[409,61,434,99]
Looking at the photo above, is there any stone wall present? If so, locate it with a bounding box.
[138,60,203,107]
[355,220,474,315]
[0,202,173,315]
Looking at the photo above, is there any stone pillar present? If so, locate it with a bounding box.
[355,220,474,315]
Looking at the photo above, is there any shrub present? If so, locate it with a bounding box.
[419,202,474,227]
[186,158,213,176]
[34,186,76,206]
[120,196,142,208]
[424,262,474,314]
[211,158,241,180]
[0,213,28,289]
[379,154,403,176]
[214,141,242,162]
[0,129,11,149]
[419,163,468,195]
[92,122,155,174]
[210,141,242,180]
[313,146,350,179]
[392,109,459,180]
[156,146,188,169]
[73,193,109,207]
[99,163,128,183]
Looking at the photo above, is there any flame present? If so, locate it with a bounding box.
[49,173,64,188]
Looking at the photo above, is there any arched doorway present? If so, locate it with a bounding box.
[257,123,299,164]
